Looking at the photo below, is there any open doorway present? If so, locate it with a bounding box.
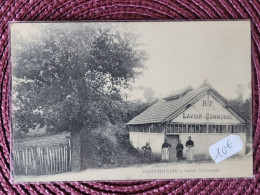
[166,135,179,162]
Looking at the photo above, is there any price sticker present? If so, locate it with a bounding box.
[209,134,243,164]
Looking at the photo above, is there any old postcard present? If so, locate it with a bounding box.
[10,21,253,182]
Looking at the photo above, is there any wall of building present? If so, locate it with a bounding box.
[129,132,165,155]
[172,133,247,160]
[130,131,247,161]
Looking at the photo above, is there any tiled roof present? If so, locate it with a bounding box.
[127,86,209,125]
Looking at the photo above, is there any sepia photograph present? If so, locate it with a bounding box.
[10,21,253,182]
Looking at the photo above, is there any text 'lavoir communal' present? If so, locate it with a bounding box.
[182,113,233,120]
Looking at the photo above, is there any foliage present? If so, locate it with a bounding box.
[12,23,147,135]
[228,97,252,121]
[80,123,149,169]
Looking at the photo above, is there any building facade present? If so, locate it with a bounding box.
[127,85,250,161]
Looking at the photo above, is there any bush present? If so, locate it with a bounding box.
[80,123,144,170]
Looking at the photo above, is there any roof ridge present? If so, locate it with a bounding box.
[161,86,210,123]
[164,85,194,101]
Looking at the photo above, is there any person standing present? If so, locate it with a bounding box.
[142,142,152,161]
[185,136,194,161]
[176,140,184,161]
[161,139,171,162]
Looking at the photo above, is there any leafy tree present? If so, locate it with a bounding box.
[228,97,252,121]
[12,23,146,170]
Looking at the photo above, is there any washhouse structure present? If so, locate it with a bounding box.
[127,84,250,161]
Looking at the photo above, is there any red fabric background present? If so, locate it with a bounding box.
[0,0,259,194]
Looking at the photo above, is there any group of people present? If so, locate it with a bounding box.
[175,136,194,161]
[142,136,194,162]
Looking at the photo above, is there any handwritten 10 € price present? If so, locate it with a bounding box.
[209,134,243,164]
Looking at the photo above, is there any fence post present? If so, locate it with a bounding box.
[14,138,72,176]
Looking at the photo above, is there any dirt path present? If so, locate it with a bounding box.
[14,156,253,183]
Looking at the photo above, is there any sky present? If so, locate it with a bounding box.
[120,21,251,102]
[11,21,251,102]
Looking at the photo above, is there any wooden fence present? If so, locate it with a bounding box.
[13,143,71,175]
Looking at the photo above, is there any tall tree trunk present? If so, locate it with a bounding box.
[71,130,81,171]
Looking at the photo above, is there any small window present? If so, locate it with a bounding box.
[179,125,183,133]
[135,126,139,132]
[183,125,187,133]
[175,124,179,133]
[166,125,171,133]
[200,125,207,133]
[150,125,154,133]
[222,125,227,133]
[241,125,246,133]
[152,124,160,133]
[195,125,200,133]
[215,125,222,133]
[188,125,195,133]
[130,126,134,132]
[139,125,143,133]
[227,125,232,133]
[208,125,211,133]
[208,125,216,133]
[234,125,243,133]
[145,125,149,133]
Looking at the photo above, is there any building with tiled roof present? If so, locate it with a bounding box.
[127,84,250,161]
